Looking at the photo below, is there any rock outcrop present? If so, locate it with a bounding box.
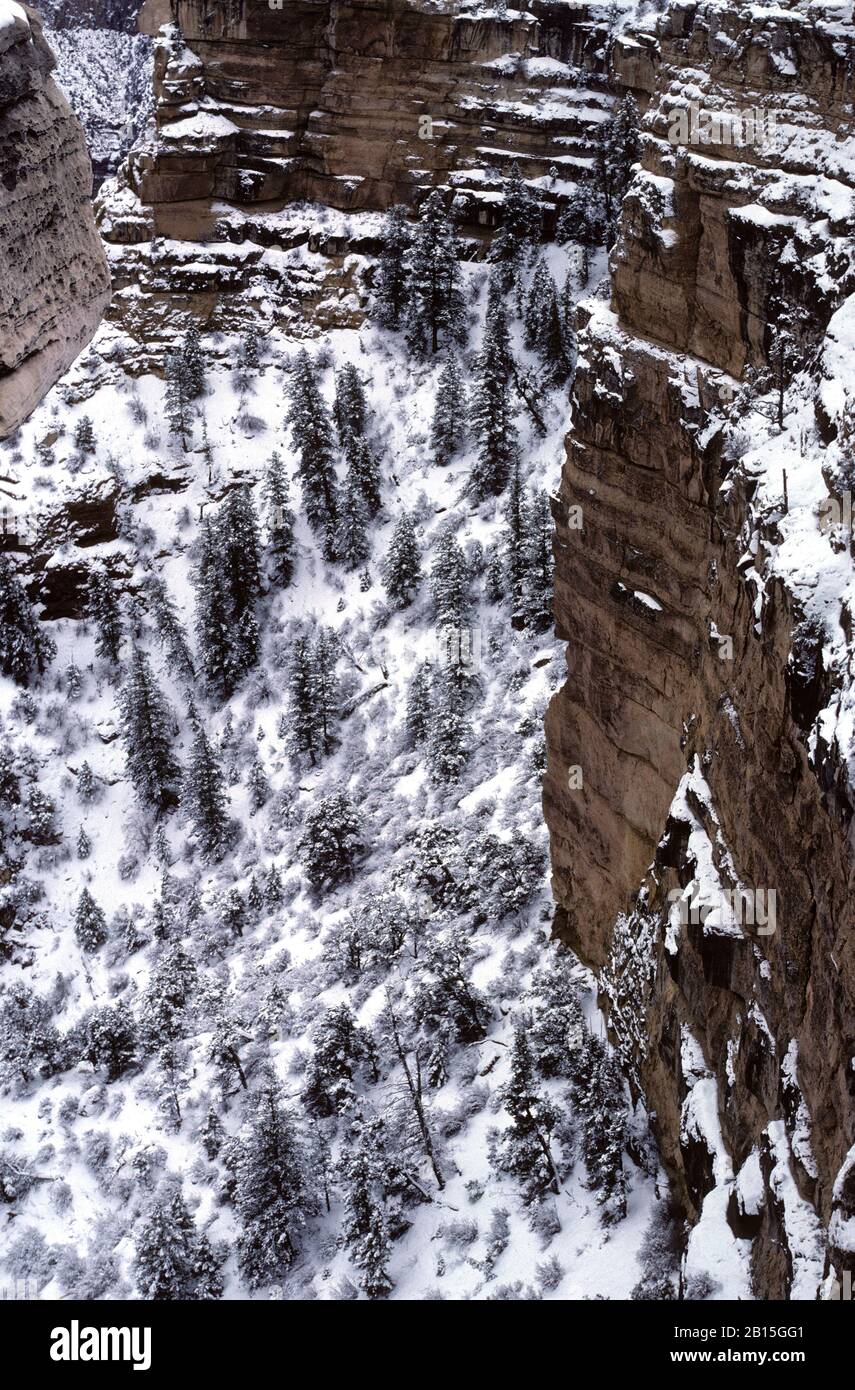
[0,2,111,439]
[544,0,855,1298]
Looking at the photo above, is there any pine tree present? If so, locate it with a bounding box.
[495,1022,560,1200]
[287,632,321,763]
[86,567,123,665]
[405,661,432,746]
[235,1069,315,1287]
[405,191,467,357]
[263,451,296,588]
[248,752,270,813]
[208,1014,248,1098]
[339,1113,393,1299]
[77,760,97,803]
[427,665,471,785]
[382,512,421,608]
[182,323,206,399]
[84,1003,137,1080]
[504,458,529,623]
[118,646,180,812]
[139,943,197,1051]
[145,575,195,682]
[599,93,641,246]
[524,259,555,351]
[157,1041,188,1130]
[489,163,541,289]
[374,204,412,330]
[572,1033,627,1224]
[470,306,518,497]
[164,350,191,450]
[76,826,91,860]
[182,722,230,861]
[74,887,108,952]
[134,1184,221,1300]
[240,325,261,372]
[193,518,236,701]
[334,363,369,444]
[313,627,340,756]
[286,349,338,529]
[430,352,467,466]
[302,1004,376,1116]
[0,556,55,685]
[338,476,371,571]
[218,484,261,627]
[74,414,96,455]
[345,435,382,517]
[264,862,283,906]
[298,789,362,892]
[522,487,553,630]
[199,1107,224,1160]
[65,660,82,700]
[430,527,468,629]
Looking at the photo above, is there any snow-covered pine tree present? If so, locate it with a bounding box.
[118,646,180,812]
[199,1107,224,1160]
[503,458,529,624]
[74,887,108,953]
[338,474,371,571]
[430,526,468,629]
[470,305,518,497]
[488,162,541,290]
[84,1003,137,1080]
[134,1184,221,1300]
[218,484,261,626]
[145,574,195,684]
[235,1068,315,1287]
[263,451,296,588]
[263,862,283,906]
[164,350,191,450]
[298,789,363,891]
[405,191,467,357]
[286,349,339,529]
[302,1003,376,1116]
[0,556,56,686]
[181,722,230,861]
[334,363,369,444]
[382,512,421,608]
[405,661,432,745]
[77,760,97,803]
[193,518,237,701]
[86,568,123,665]
[338,1112,393,1299]
[427,664,471,785]
[313,627,340,757]
[430,352,467,466]
[524,258,554,351]
[248,751,270,813]
[182,323,206,399]
[572,1033,628,1224]
[74,414,96,455]
[287,631,321,764]
[374,204,412,330]
[599,92,640,246]
[494,1022,560,1201]
[345,434,382,517]
[76,826,91,860]
[522,486,554,630]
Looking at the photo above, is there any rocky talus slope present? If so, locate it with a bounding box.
[544,0,855,1297]
[0,2,111,439]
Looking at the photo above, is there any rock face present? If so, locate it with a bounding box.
[0,3,111,439]
[120,0,614,240]
[544,0,855,1297]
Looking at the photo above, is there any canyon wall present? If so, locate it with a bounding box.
[0,2,111,439]
[544,0,855,1298]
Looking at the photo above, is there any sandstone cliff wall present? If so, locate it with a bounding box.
[0,3,111,439]
[544,0,855,1297]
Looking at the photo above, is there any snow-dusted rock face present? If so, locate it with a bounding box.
[0,2,111,439]
[544,0,855,1298]
[106,0,615,239]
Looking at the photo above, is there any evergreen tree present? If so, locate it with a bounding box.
[0,556,55,685]
[207,1014,248,1098]
[338,476,371,571]
[486,542,505,602]
[489,163,541,288]
[503,459,529,623]
[430,352,467,466]
[182,323,206,399]
[430,527,468,629]
[345,435,382,517]
[287,632,321,764]
[264,862,283,906]
[524,259,555,351]
[86,568,123,665]
[146,575,195,682]
[313,627,340,757]
[405,191,467,357]
[193,518,237,701]
[298,789,363,892]
[218,485,261,627]
[239,325,261,373]
[405,661,432,745]
[164,350,191,449]
[522,487,554,630]
[74,887,108,953]
[77,760,97,803]
[427,664,471,785]
[74,414,96,455]
[235,1069,315,1287]
[495,1022,560,1200]
[199,1107,224,1160]
[65,660,82,700]
[84,1003,137,1080]
[470,306,517,497]
[134,1184,222,1300]
[374,204,412,330]
[572,1033,628,1224]
[334,363,369,444]
[599,93,641,246]
[286,349,338,529]
[157,1041,188,1130]
[382,512,421,608]
[339,1113,393,1299]
[302,1004,376,1117]
[76,826,91,859]
[139,943,197,1051]
[182,722,230,861]
[118,646,179,812]
[248,752,270,813]
[263,451,296,588]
